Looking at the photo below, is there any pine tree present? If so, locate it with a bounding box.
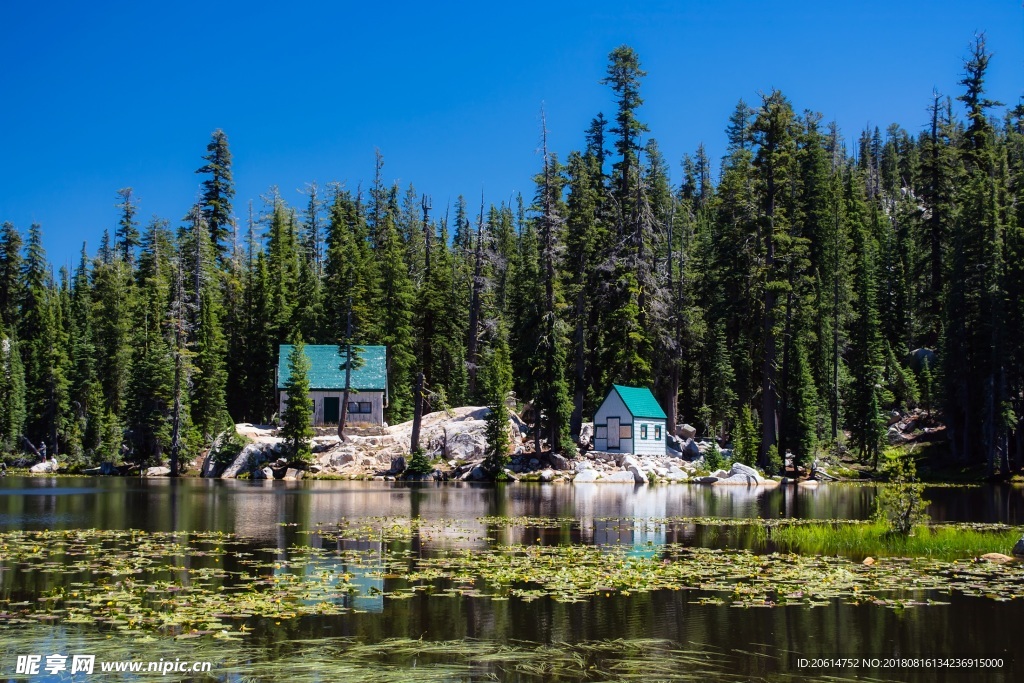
[196,129,235,260]
[67,245,104,461]
[115,188,140,266]
[482,327,513,477]
[0,326,26,452]
[751,90,798,465]
[0,222,22,330]
[845,173,886,467]
[281,337,314,462]
[127,220,175,461]
[374,211,417,423]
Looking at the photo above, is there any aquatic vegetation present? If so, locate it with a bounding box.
[0,529,358,634]
[770,521,1022,559]
[0,628,810,682]
[2,519,1022,639]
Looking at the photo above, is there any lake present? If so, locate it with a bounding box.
[0,477,1021,682]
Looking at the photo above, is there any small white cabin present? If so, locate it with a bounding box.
[593,385,667,456]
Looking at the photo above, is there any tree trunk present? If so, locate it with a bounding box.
[338,300,353,442]
[466,197,485,399]
[411,372,424,453]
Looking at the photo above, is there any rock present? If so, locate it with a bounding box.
[503,468,520,482]
[390,456,407,474]
[665,467,687,482]
[716,473,757,485]
[529,458,540,468]
[887,410,902,426]
[283,468,304,480]
[578,422,594,449]
[144,466,170,477]
[465,465,487,481]
[200,452,218,478]
[696,476,719,484]
[710,469,729,479]
[862,557,876,566]
[907,347,937,374]
[308,464,322,474]
[728,462,763,483]
[621,455,646,483]
[100,462,117,476]
[538,468,555,482]
[979,553,1015,564]
[899,419,918,433]
[886,426,906,445]
[604,470,638,483]
[1013,536,1024,558]
[678,423,697,440]
[681,438,701,459]
[221,442,277,479]
[573,469,599,483]
[328,449,356,467]
[253,467,273,480]
[29,460,58,474]
[547,452,570,471]
[575,460,593,472]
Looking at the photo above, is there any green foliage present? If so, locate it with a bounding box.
[733,405,758,466]
[874,448,930,535]
[280,337,314,463]
[483,331,514,476]
[212,430,250,468]
[405,448,432,476]
[766,444,783,477]
[703,443,721,471]
[1,41,1022,482]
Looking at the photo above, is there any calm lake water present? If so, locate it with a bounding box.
[1,477,1022,682]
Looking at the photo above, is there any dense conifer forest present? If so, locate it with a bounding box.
[1,39,1022,476]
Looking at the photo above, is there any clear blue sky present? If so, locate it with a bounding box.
[2,0,1022,269]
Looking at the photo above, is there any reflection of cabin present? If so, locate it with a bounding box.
[277,345,388,426]
[593,385,667,456]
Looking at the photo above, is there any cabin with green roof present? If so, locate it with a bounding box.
[277,345,388,426]
[593,385,667,456]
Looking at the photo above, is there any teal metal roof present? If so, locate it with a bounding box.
[611,385,667,420]
[277,345,387,391]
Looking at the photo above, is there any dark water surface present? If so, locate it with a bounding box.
[0,477,1021,682]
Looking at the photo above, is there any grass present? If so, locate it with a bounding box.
[771,521,1022,560]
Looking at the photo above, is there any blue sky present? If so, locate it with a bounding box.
[1,0,1022,268]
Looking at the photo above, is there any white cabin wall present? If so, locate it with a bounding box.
[632,419,667,456]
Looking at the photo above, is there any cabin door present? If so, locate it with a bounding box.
[607,417,620,449]
[323,397,340,424]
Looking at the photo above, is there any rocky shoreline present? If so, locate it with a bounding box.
[192,407,789,486]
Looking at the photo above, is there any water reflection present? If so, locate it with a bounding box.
[1,478,1021,538]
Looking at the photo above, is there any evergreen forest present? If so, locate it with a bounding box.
[1,38,1022,477]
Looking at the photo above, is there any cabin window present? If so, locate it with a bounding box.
[654,425,662,440]
[595,426,607,440]
[640,424,648,440]
[347,401,372,414]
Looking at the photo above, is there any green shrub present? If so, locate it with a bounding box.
[766,445,783,477]
[873,448,929,535]
[406,448,433,476]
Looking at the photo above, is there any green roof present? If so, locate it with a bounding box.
[611,385,667,420]
[277,345,387,391]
